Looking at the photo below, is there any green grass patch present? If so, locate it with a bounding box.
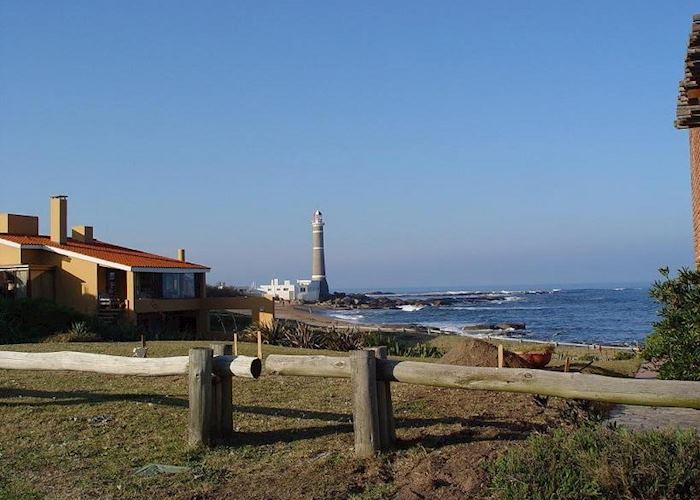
[485,424,700,499]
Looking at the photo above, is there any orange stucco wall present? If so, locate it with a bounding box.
[0,244,20,266]
[21,249,99,314]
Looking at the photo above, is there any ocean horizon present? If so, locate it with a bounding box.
[322,284,658,346]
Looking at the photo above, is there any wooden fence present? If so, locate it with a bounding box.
[0,343,261,447]
[265,351,700,457]
[3,347,700,457]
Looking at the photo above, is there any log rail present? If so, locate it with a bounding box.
[0,346,260,447]
[265,352,700,456]
[265,354,700,410]
[0,350,261,378]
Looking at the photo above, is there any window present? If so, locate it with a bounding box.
[136,272,199,299]
[0,269,28,299]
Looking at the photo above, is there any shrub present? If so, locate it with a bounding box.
[257,319,288,346]
[365,332,443,358]
[643,267,700,380]
[325,327,366,352]
[45,321,100,343]
[283,322,326,349]
[486,424,700,499]
[0,298,86,344]
[613,350,636,361]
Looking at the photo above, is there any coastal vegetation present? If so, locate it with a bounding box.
[643,267,700,380]
[0,297,146,344]
[248,319,444,357]
[486,424,700,499]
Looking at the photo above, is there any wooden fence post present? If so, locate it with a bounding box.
[368,347,395,451]
[497,344,504,369]
[211,342,234,441]
[188,348,214,447]
[350,350,380,458]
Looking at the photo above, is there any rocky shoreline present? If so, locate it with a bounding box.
[318,291,515,309]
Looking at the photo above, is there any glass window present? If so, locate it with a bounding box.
[0,269,28,299]
[182,273,195,298]
[136,273,162,299]
[136,272,199,299]
[162,273,181,298]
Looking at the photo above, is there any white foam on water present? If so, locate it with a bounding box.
[329,313,364,321]
[446,305,547,311]
[396,304,426,312]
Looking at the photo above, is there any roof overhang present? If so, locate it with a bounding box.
[0,237,210,273]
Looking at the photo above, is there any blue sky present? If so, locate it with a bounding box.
[0,1,697,289]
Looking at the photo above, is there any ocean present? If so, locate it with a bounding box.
[320,286,659,346]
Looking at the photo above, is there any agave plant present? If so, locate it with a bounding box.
[283,322,325,350]
[66,321,99,342]
[258,319,288,346]
[326,326,367,352]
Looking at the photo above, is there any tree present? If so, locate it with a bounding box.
[643,267,700,380]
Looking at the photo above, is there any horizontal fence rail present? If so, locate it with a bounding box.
[0,350,261,379]
[265,354,700,410]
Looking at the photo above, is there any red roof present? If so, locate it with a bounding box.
[0,234,209,270]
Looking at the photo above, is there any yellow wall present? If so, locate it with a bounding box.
[0,244,20,265]
[29,268,55,300]
[21,249,98,314]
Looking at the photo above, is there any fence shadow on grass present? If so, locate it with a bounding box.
[0,387,188,408]
[0,392,548,451]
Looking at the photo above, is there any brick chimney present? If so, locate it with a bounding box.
[50,195,67,244]
[72,225,94,243]
[177,248,186,262]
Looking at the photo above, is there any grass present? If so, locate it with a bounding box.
[0,340,646,498]
[486,424,700,499]
[430,335,643,377]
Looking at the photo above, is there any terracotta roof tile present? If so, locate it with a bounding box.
[0,234,209,270]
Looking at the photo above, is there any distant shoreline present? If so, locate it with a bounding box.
[273,303,638,350]
[275,303,429,334]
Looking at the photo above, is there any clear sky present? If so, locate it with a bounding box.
[1,1,698,289]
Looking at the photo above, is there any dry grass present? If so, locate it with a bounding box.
[0,340,639,499]
[430,335,643,377]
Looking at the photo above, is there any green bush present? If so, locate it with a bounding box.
[0,298,144,343]
[486,424,700,499]
[45,321,101,343]
[0,298,86,344]
[643,267,700,380]
[613,350,636,361]
[364,332,443,358]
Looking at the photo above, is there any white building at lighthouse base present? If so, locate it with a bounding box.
[258,278,322,302]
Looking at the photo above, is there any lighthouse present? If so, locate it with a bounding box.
[311,210,330,300]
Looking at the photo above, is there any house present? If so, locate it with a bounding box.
[0,195,274,334]
[258,278,311,301]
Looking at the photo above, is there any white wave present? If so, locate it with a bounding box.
[329,313,364,321]
[397,304,426,312]
[551,288,562,293]
[613,288,625,291]
[448,305,547,311]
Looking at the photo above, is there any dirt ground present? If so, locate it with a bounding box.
[0,341,584,499]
